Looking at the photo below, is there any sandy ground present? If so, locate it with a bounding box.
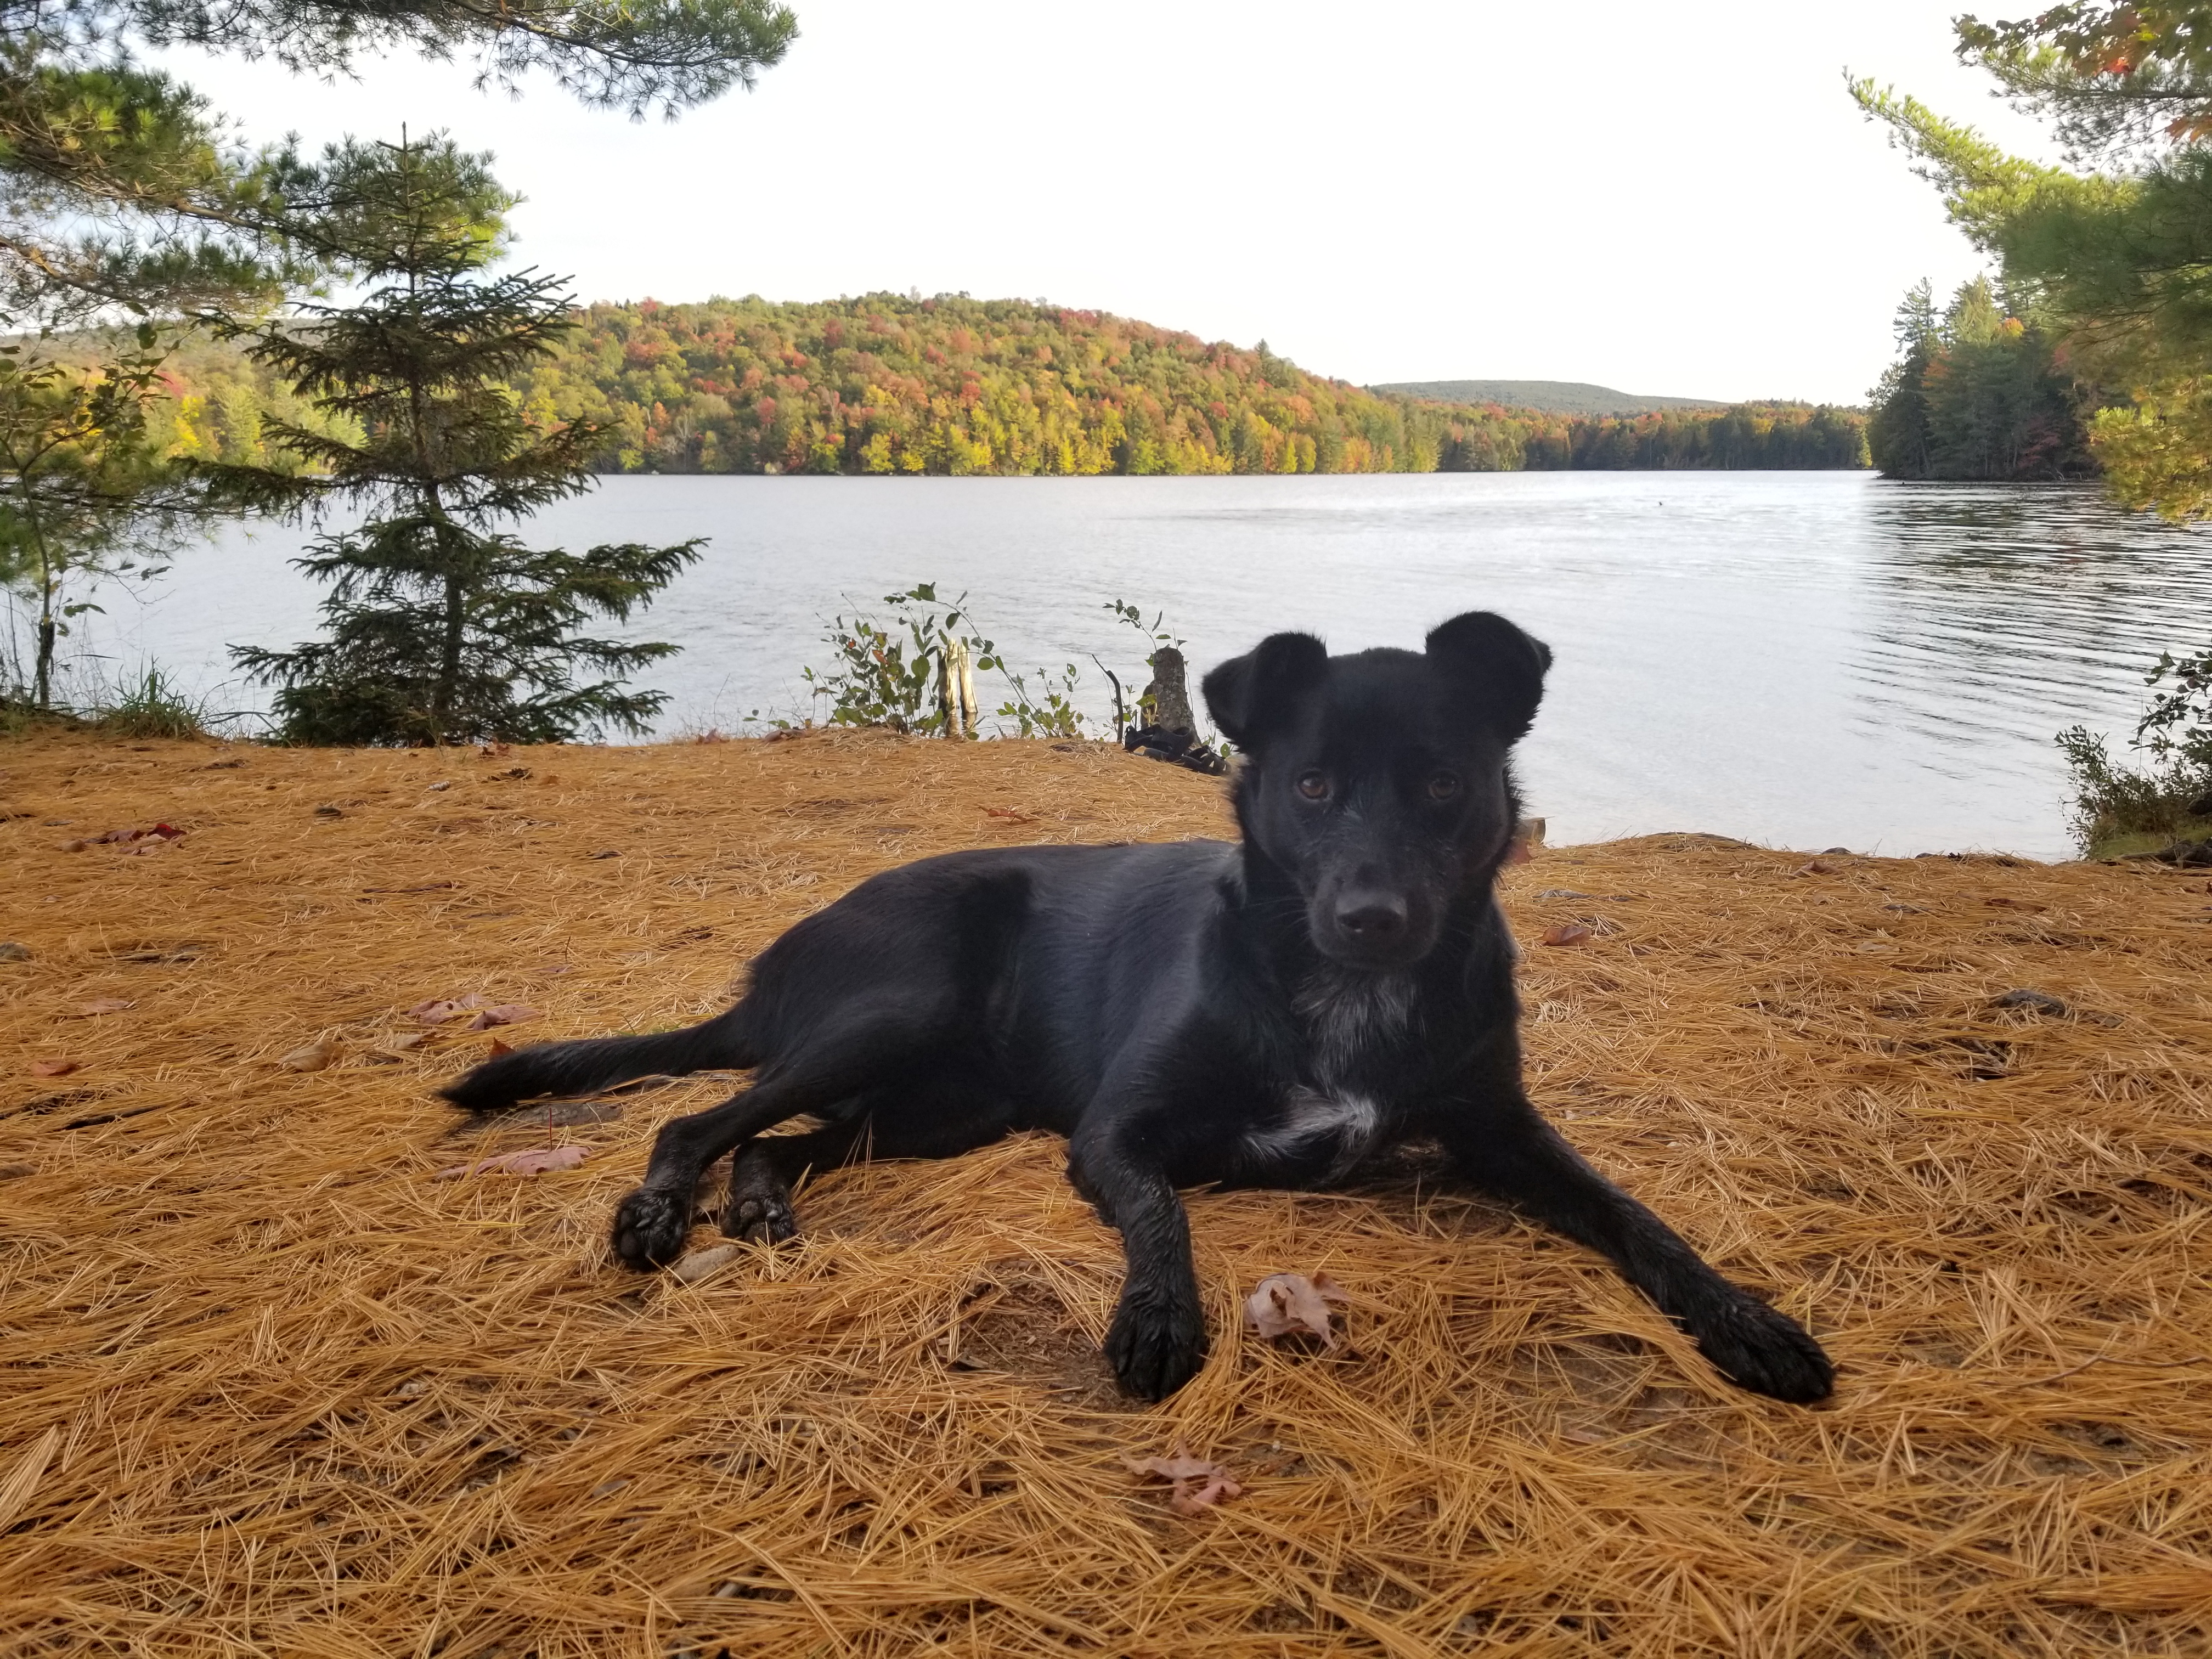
[3,729,2211,1656]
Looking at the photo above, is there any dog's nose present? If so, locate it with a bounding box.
[1335,894,1408,939]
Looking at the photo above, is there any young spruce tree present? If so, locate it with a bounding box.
[212,133,701,746]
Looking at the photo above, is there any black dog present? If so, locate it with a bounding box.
[444,612,1833,1404]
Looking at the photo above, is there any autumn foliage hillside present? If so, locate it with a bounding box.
[523,294,1867,477]
[108,292,1870,478]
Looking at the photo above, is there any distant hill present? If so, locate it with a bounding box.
[1372,379,1728,417]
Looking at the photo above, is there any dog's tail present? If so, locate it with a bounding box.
[439,1006,756,1113]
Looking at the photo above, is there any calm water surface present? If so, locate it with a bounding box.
[66,472,2212,861]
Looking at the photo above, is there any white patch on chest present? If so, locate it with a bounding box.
[1242,1087,1382,1180]
[1295,966,1417,1086]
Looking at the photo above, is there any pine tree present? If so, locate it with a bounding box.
[210,133,701,746]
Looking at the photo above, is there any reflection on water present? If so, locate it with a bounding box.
[65,473,2212,860]
[1852,486,2212,777]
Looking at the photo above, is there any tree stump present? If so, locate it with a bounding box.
[1141,647,1197,738]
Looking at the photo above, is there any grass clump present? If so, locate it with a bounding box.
[86,664,212,741]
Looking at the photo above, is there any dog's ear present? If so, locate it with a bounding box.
[1424,611,1551,741]
[1201,631,1329,752]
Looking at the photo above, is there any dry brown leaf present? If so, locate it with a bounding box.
[28,1059,78,1077]
[64,822,187,853]
[1122,1448,1244,1516]
[983,806,1037,823]
[74,998,134,1016]
[483,1037,515,1058]
[435,1145,589,1181]
[465,1003,538,1030]
[1985,896,2049,912]
[671,1243,744,1284]
[1539,924,1593,947]
[280,1039,341,1072]
[408,992,490,1024]
[1244,1272,1347,1348]
[1792,857,1841,877]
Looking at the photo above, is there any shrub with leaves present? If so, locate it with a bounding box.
[2057,647,2212,853]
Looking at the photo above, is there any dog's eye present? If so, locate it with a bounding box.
[1427,772,1462,801]
[1295,771,1331,801]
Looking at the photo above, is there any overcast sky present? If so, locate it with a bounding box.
[156,1,2058,406]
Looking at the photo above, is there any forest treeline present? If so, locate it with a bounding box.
[1866,278,2096,481]
[136,293,1870,478]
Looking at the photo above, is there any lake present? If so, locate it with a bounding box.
[48,472,2212,861]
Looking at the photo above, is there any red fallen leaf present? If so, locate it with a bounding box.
[464,1003,537,1031]
[1244,1272,1347,1348]
[1122,1448,1244,1516]
[484,1037,514,1057]
[74,998,134,1016]
[983,806,1037,823]
[1539,924,1593,947]
[435,1145,589,1180]
[29,1059,79,1077]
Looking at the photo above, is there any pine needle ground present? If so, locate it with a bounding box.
[3,730,2210,1656]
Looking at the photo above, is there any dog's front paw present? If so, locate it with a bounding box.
[1687,1293,1835,1403]
[721,1190,797,1245]
[610,1187,691,1270]
[1105,1291,1207,1401]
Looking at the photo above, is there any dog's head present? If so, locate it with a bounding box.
[1201,611,1550,971]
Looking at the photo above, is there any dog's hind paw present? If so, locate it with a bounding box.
[721,1192,797,1245]
[1105,1293,1208,1401]
[1689,1294,1835,1403]
[611,1187,692,1271]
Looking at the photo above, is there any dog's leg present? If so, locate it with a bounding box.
[1068,1124,1206,1401]
[611,1081,817,1268]
[721,1122,861,1245]
[1440,1094,1834,1403]
[724,1086,1020,1244]
[612,998,969,1268]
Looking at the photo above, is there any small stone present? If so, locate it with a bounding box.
[1991,989,2068,1017]
[0,942,30,961]
[314,804,343,818]
[427,781,452,792]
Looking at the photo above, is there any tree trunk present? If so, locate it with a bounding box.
[434,567,465,741]
[34,614,55,709]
